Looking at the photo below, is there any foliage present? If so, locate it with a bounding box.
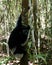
[0,0,52,65]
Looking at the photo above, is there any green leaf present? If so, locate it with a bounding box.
[34,54,47,65]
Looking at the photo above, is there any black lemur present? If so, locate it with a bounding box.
[8,14,30,55]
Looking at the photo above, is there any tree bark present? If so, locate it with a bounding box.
[20,0,29,65]
[32,0,38,53]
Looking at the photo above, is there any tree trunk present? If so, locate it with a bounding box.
[32,0,38,53]
[20,0,29,65]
